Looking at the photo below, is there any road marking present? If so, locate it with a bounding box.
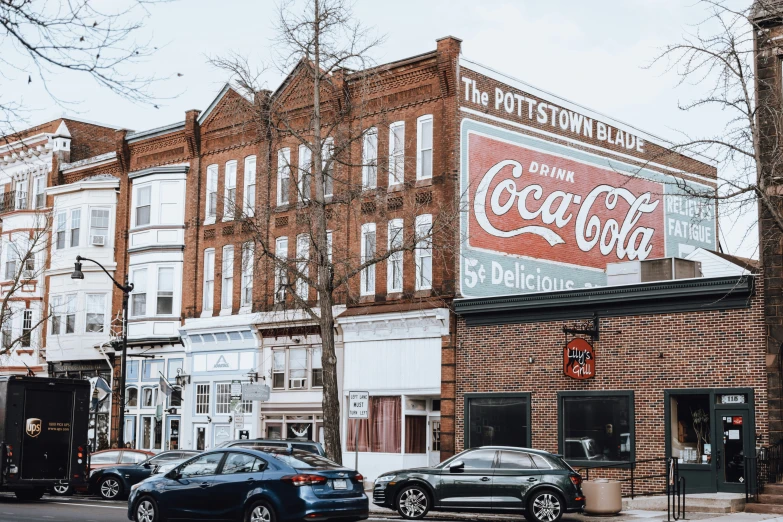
[47,502,124,510]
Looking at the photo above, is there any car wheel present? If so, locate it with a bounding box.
[98,476,124,500]
[526,489,563,522]
[245,500,276,522]
[396,485,431,520]
[135,496,159,522]
[14,488,45,501]
[51,484,73,496]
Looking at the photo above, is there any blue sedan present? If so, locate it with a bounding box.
[127,447,368,522]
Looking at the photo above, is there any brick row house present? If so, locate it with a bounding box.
[0,34,772,491]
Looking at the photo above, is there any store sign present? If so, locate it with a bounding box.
[348,391,369,419]
[242,383,270,401]
[230,380,242,399]
[459,119,717,298]
[563,338,595,380]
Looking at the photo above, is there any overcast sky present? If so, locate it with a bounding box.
[7,0,758,258]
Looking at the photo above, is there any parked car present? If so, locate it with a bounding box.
[51,448,155,496]
[372,446,584,522]
[127,448,368,522]
[89,450,200,500]
[564,437,605,461]
[216,438,326,456]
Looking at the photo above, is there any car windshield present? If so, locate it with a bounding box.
[268,450,343,470]
[583,439,599,457]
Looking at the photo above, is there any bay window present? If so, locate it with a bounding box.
[135,185,151,226]
[89,208,110,246]
[223,160,237,221]
[85,294,105,333]
[387,219,403,293]
[50,296,62,334]
[206,164,218,220]
[56,212,66,249]
[221,245,234,311]
[131,269,147,317]
[417,114,433,180]
[277,149,291,206]
[70,209,80,247]
[389,121,405,186]
[559,391,634,465]
[415,214,432,290]
[360,223,376,296]
[362,128,377,189]
[244,155,256,216]
[156,267,174,315]
[65,294,76,333]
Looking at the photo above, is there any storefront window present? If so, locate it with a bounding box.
[671,394,711,464]
[466,394,530,448]
[559,391,633,464]
[267,424,283,439]
[347,396,402,453]
[168,418,180,450]
[405,415,426,453]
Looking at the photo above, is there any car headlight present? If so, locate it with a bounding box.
[376,475,396,483]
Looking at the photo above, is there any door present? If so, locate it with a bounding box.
[164,452,224,519]
[717,409,750,493]
[21,388,74,479]
[429,417,441,467]
[209,453,266,519]
[492,450,540,511]
[166,417,181,450]
[193,424,208,451]
[437,449,496,509]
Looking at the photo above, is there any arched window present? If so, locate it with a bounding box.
[126,387,138,408]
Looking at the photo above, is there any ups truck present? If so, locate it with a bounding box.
[0,375,91,500]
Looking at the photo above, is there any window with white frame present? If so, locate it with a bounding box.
[131,268,147,317]
[274,237,288,303]
[142,387,158,408]
[289,347,307,389]
[389,121,405,186]
[277,148,291,206]
[223,160,237,221]
[215,383,231,414]
[362,128,378,189]
[50,296,62,335]
[387,219,403,293]
[70,209,80,247]
[160,182,180,225]
[312,346,323,387]
[135,185,151,227]
[15,179,27,210]
[296,234,309,301]
[89,208,110,246]
[203,249,215,311]
[4,242,18,280]
[156,267,174,315]
[298,145,312,202]
[360,223,376,296]
[272,351,286,389]
[244,156,256,216]
[415,214,433,290]
[271,347,322,390]
[221,245,234,310]
[1,320,10,350]
[196,383,210,414]
[64,294,76,334]
[241,242,254,307]
[21,309,32,347]
[126,387,138,408]
[206,164,218,219]
[417,115,433,180]
[55,212,66,250]
[85,294,106,333]
[33,176,45,209]
[322,138,334,197]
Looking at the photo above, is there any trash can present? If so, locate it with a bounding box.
[582,479,622,515]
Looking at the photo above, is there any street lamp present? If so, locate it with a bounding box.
[71,255,134,448]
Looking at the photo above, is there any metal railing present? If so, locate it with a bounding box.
[745,455,760,503]
[577,457,685,520]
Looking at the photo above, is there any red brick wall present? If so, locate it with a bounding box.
[454,276,766,489]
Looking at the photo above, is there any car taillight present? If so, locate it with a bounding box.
[282,474,328,486]
[569,474,582,487]
[353,473,364,483]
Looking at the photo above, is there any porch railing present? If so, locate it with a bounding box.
[746,440,783,503]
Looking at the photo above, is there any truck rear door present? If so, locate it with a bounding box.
[21,388,74,480]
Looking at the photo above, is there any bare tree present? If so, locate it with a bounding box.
[213,0,460,462]
[0,212,52,361]
[0,0,164,139]
[648,0,783,259]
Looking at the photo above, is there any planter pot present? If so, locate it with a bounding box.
[582,479,622,515]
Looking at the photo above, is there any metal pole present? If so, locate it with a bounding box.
[116,277,129,448]
[354,424,359,471]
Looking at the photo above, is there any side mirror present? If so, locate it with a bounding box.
[143,463,151,469]
[165,470,181,480]
[449,460,465,473]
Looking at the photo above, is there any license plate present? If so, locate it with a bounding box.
[333,479,348,490]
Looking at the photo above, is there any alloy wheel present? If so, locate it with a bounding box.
[136,499,155,522]
[532,492,561,522]
[52,485,70,495]
[100,478,120,499]
[250,505,271,522]
[399,487,428,519]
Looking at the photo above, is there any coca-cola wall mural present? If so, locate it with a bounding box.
[460,119,716,298]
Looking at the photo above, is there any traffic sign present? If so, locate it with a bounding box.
[348,391,369,419]
[230,380,243,399]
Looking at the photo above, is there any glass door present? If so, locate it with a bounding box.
[716,409,750,493]
[193,424,207,451]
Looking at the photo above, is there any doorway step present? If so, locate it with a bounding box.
[623,493,745,513]
[745,484,783,514]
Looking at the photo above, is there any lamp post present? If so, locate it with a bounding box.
[71,255,134,448]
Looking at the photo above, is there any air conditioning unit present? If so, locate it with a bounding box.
[91,235,106,246]
[289,378,306,389]
[21,270,34,279]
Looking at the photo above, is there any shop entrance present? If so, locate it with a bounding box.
[665,388,754,494]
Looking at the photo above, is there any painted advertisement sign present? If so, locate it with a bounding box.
[460,119,716,298]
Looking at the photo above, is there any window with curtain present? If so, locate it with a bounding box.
[157,267,174,315]
[131,269,147,317]
[405,415,427,453]
[362,128,377,189]
[389,121,405,185]
[347,396,401,453]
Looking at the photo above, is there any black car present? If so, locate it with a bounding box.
[216,438,326,456]
[127,448,368,522]
[90,450,199,500]
[373,446,584,522]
